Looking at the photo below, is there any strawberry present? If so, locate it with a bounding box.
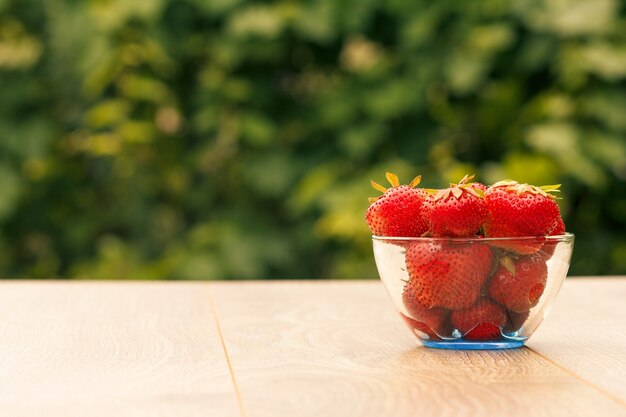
[400,314,446,341]
[468,182,488,193]
[484,181,562,254]
[401,279,451,339]
[487,254,548,312]
[423,175,488,237]
[405,241,494,310]
[452,299,506,340]
[503,310,530,334]
[552,216,566,235]
[365,173,427,237]
[540,216,566,259]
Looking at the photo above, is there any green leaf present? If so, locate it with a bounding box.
[0,166,21,220]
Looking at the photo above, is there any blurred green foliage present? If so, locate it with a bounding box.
[0,0,625,279]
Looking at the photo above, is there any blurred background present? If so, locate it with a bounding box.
[0,0,625,280]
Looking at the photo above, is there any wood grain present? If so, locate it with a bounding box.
[0,282,240,417]
[528,277,626,405]
[0,279,624,417]
[211,281,626,417]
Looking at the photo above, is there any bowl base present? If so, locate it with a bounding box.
[422,340,525,350]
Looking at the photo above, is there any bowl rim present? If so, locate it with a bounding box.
[371,232,575,242]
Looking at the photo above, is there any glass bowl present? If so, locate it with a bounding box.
[373,233,574,350]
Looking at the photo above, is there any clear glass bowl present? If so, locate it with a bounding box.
[373,234,574,350]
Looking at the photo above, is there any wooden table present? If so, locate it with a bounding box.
[0,278,624,417]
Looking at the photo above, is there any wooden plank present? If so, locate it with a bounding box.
[0,282,240,417]
[528,277,626,405]
[211,281,626,417]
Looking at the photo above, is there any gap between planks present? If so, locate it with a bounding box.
[207,285,250,417]
[525,345,626,409]
[207,280,626,416]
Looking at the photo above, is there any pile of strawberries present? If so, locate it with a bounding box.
[365,173,566,341]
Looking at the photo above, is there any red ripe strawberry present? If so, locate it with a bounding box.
[551,216,565,235]
[540,216,566,259]
[405,241,494,310]
[487,254,548,312]
[423,175,488,237]
[452,299,506,340]
[401,314,439,340]
[503,310,530,333]
[401,280,451,340]
[484,181,562,254]
[365,173,427,237]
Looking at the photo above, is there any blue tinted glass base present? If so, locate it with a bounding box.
[422,340,525,350]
